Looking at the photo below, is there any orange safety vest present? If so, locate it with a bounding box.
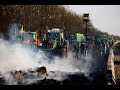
[34,39,40,45]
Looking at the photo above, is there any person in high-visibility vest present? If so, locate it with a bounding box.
[35,38,40,46]
[53,39,57,49]
[34,32,40,46]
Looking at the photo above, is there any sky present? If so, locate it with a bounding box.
[67,5,120,36]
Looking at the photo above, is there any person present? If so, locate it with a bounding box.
[74,41,80,59]
[111,37,114,47]
[34,36,40,46]
[42,38,49,49]
[92,37,95,47]
[80,43,85,57]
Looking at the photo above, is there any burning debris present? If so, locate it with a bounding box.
[10,66,47,85]
[0,65,107,85]
[36,66,47,75]
[0,66,47,85]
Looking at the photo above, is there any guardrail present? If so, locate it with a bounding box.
[107,48,116,85]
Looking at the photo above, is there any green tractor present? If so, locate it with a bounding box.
[94,35,109,55]
[74,33,86,59]
[42,28,69,58]
[66,33,86,59]
[74,33,86,43]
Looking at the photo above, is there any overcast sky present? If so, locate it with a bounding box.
[67,5,120,36]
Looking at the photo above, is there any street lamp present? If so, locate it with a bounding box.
[83,13,89,41]
[83,13,89,55]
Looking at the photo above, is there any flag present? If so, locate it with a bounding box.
[21,25,24,33]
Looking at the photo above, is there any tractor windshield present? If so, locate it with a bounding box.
[21,32,34,42]
[46,32,60,41]
[95,36,103,42]
[95,35,107,42]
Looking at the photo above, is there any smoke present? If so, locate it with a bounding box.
[0,23,100,85]
[0,41,39,73]
[8,23,21,41]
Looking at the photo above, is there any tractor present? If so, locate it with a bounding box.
[94,35,109,56]
[41,28,70,58]
[66,33,86,59]
[16,29,42,52]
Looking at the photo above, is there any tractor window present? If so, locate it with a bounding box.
[33,34,36,40]
[22,33,34,42]
[46,32,60,40]
[95,36,103,42]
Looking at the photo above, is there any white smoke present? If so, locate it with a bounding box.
[0,23,96,85]
[8,23,21,41]
[0,39,39,73]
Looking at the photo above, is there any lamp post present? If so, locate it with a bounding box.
[83,13,89,55]
[83,13,89,41]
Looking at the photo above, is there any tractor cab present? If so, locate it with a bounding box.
[75,33,85,43]
[42,28,64,50]
[18,32,38,51]
[20,32,34,45]
[41,28,70,58]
